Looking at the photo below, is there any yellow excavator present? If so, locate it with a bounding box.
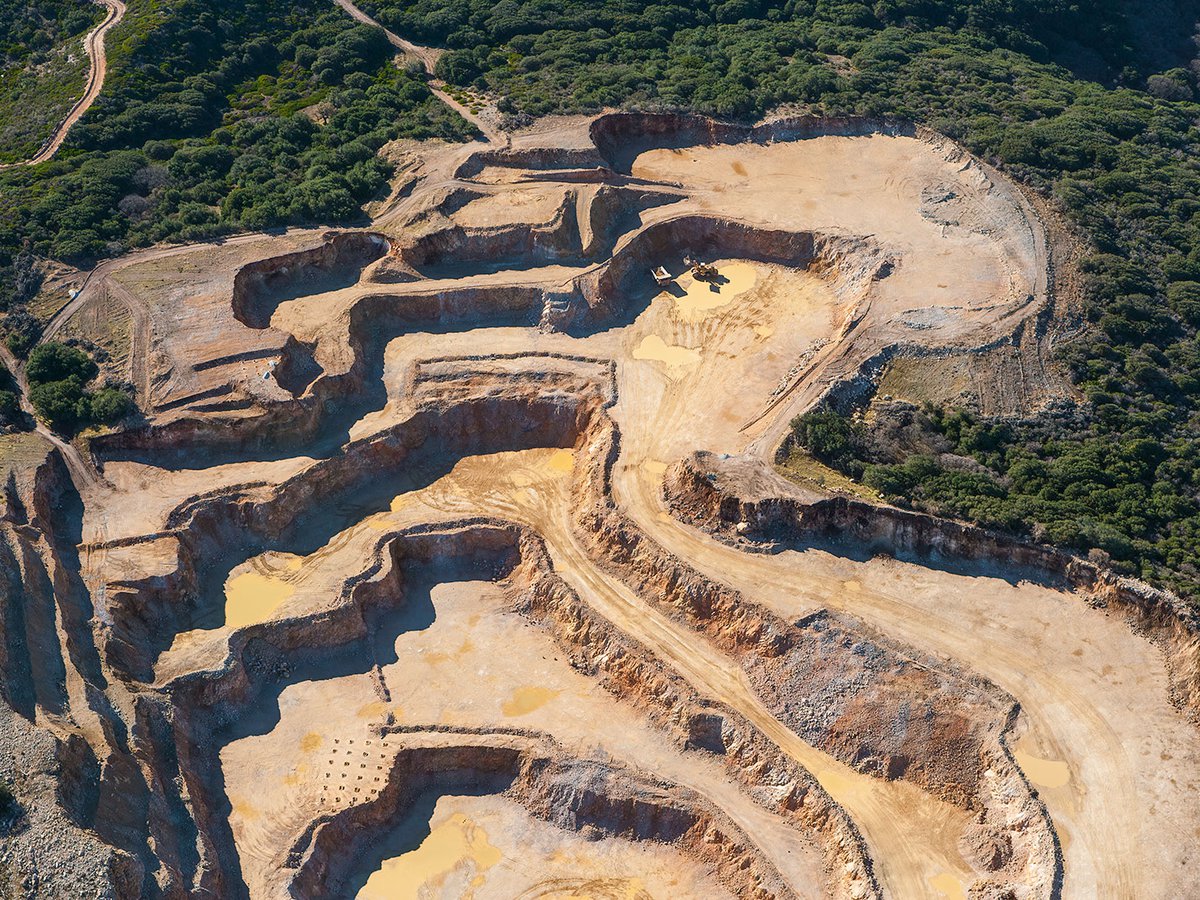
[685,254,718,280]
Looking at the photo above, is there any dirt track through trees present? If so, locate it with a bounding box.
[331,0,504,143]
[0,0,125,169]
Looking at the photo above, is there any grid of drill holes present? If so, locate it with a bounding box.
[322,738,388,802]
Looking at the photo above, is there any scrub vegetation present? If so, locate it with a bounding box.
[0,0,103,163]
[25,341,132,433]
[0,0,473,304]
[4,0,1200,596]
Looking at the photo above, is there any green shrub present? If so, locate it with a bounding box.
[4,331,32,357]
[789,410,864,470]
[0,780,14,818]
[0,389,19,424]
[28,377,89,432]
[26,343,98,386]
[23,344,133,433]
[90,387,134,424]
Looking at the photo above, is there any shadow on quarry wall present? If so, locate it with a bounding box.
[92,286,545,470]
[400,192,587,277]
[567,413,1059,896]
[231,232,390,329]
[151,519,790,900]
[570,213,886,334]
[291,738,785,900]
[0,450,166,895]
[101,390,592,683]
[177,545,516,899]
[588,112,918,175]
[331,786,503,897]
[667,450,1200,720]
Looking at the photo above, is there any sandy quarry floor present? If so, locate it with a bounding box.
[26,114,1196,899]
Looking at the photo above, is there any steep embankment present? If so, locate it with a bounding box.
[667,451,1200,719]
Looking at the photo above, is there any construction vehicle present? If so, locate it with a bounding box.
[650,266,672,286]
[685,254,718,280]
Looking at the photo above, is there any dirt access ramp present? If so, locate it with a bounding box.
[6,111,1193,900]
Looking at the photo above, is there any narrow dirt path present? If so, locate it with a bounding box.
[0,342,103,489]
[0,0,126,169]
[101,280,151,406]
[331,0,504,144]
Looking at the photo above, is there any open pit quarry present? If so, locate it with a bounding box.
[1,112,1198,899]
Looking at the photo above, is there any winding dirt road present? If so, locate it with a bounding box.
[0,0,125,169]
[331,0,504,144]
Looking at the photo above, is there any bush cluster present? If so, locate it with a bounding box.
[0,0,473,265]
[25,342,132,434]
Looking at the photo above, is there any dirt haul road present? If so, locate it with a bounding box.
[331,0,504,143]
[23,114,1199,899]
[0,0,125,168]
[399,449,981,897]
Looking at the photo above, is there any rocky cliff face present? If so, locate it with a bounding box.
[231,232,390,329]
[573,214,889,328]
[506,525,879,899]
[290,734,793,900]
[588,111,917,174]
[0,444,147,897]
[667,450,1200,720]
[567,413,1059,897]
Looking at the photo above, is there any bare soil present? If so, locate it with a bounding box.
[1,112,1195,900]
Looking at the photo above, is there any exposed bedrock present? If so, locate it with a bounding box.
[152,516,856,898]
[289,736,792,900]
[568,412,1058,896]
[576,414,1000,805]
[453,145,606,179]
[400,190,584,275]
[402,183,685,277]
[97,386,597,682]
[0,469,69,720]
[588,112,917,175]
[140,521,788,899]
[506,527,879,899]
[230,231,390,329]
[0,447,167,896]
[97,208,881,465]
[0,694,143,899]
[572,214,888,329]
[155,524,522,899]
[583,183,684,258]
[668,450,1200,720]
[91,283,545,465]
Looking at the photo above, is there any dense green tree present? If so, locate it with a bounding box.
[26,342,98,386]
[29,377,89,432]
[90,386,134,424]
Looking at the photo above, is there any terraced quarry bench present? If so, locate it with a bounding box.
[2,112,1196,899]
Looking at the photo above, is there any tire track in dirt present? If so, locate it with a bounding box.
[409,446,977,899]
[624,465,1193,898]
